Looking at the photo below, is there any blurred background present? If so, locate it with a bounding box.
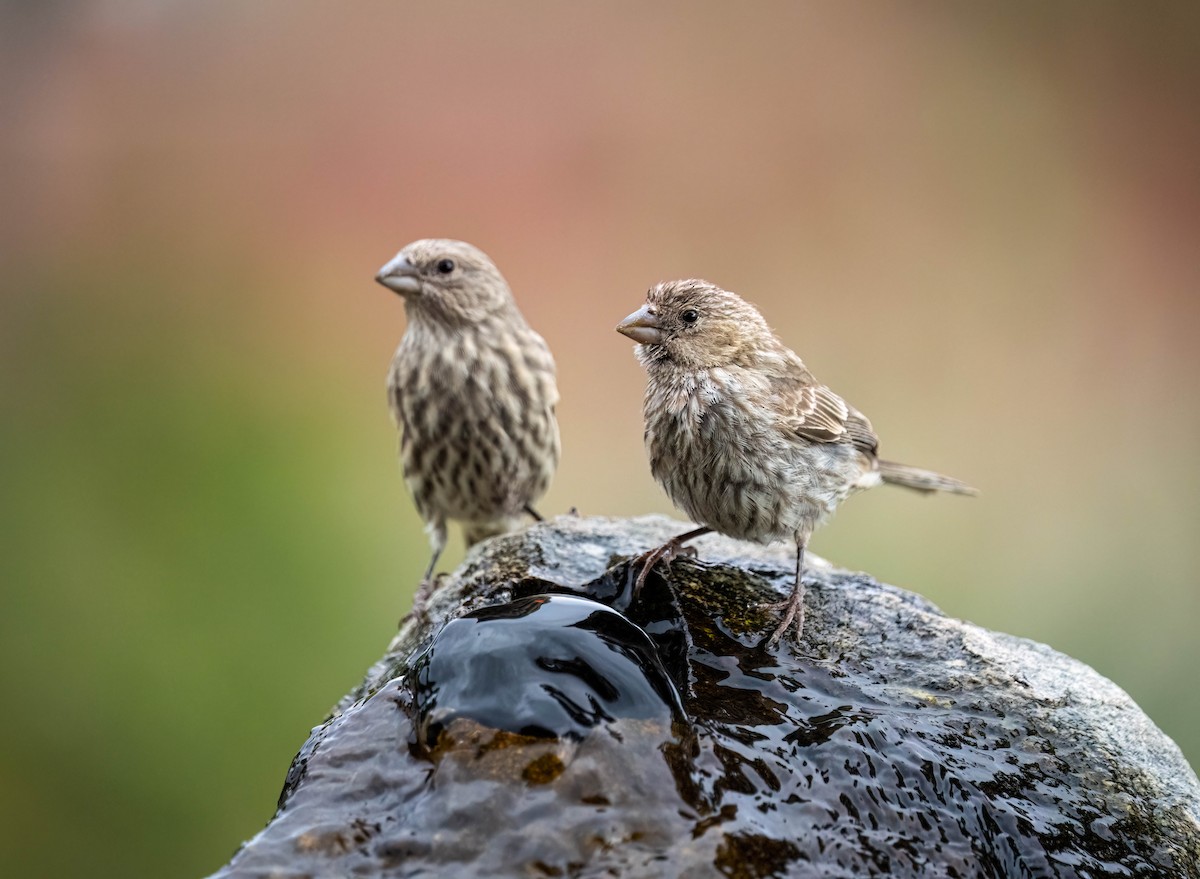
[2,2,1198,877]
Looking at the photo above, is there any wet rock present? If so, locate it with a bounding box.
[211,515,1200,879]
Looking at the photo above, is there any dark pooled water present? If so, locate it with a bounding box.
[411,593,684,746]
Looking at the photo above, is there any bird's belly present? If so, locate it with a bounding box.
[648,410,861,543]
[399,396,555,525]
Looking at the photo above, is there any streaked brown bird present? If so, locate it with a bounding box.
[377,239,560,609]
[617,280,975,647]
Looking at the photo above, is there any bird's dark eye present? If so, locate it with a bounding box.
[435,258,456,274]
[680,309,699,325]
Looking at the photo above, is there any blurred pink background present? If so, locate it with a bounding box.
[2,3,1198,877]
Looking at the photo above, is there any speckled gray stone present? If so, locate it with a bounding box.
[209,514,1200,879]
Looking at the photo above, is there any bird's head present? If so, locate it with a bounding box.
[616,280,776,369]
[376,239,515,325]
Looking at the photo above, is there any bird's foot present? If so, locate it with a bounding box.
[631,538,699,596]
[761,581,806,647]
[406,576,440,627]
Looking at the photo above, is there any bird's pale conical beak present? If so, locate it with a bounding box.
[375,254,422,296]
[616,304,663,344]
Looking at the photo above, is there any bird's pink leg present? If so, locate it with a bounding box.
[407,520,447,625]
[633,526,712,596]
[764,541,807,647]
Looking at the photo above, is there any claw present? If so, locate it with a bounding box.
[762,582,806,648]
[632,540,682,595]
[408,577,438,626]
[627,526,713,599]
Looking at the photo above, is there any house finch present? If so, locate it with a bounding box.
[617,280,975,647]
[376,239,560,610]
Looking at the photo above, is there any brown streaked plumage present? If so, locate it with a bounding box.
[377,239,559,611]
[617,279,975,647]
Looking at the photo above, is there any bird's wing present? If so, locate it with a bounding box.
[775,379,879,456]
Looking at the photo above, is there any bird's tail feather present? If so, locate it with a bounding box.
[458,518,516,545]
[462,515,526,547]
[877,460,978,496]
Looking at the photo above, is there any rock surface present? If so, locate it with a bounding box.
[210,515,1200,878]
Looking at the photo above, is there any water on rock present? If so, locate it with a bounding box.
[212,515,1200,879]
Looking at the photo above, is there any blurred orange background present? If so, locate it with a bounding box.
[2,3,1198,877]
